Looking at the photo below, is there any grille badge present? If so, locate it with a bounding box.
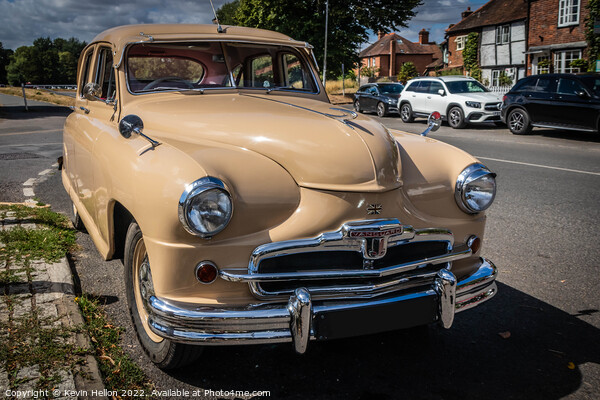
[367,204,382,215]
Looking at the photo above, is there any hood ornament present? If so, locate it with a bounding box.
[421,111,442,136]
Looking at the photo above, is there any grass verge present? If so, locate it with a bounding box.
[76,294,155,395]
[0,87,75,107]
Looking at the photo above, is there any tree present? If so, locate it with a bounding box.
[6,37,86,85]
[217,0,422,79]
[463,32,481,81]
[586,0,600,71]
[397,62,417,84]
[0,42,14,84]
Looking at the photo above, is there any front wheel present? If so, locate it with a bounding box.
[376,102,387,117]
[448,107,467,129]
[400,103,414,123]
[354,99,362,113]
[124,221,202,369]
[507,108,532,135]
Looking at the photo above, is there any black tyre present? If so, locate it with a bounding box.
[124,221,202,369]
[376,102,387,117]
[507,108,532,135]
[400,103,414,123]
[354,99,363,113]
[448,106,467,129]
[70,202,85,231]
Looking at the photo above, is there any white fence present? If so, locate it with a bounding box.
[487,86,512,96]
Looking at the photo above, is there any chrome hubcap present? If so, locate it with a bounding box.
[378,104,384,115]
[450,110,460,125]
[401,106,409,120]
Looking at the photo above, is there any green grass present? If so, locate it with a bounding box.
[0,205,76,264]
[76,295,155,394]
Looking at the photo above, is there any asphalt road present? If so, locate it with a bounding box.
[1,93,599,399]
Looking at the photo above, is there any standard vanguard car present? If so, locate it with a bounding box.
[61,24,498,369]
[353,82,404,117]
[398,76,503,128]
[501,73,600,135]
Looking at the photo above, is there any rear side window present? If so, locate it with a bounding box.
[404,82,419,92]
[511,77,536,92]
[416,81,431,93]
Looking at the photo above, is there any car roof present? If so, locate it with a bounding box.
[407,76,478,83]
[87,24,309,68]
[523,73,600,79]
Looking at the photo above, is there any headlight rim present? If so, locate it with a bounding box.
[455,163,497,214]
[178,177,233,238]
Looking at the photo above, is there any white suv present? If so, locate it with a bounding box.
[398,76,503,128]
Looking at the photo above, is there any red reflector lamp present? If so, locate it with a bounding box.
[195,261,219,284]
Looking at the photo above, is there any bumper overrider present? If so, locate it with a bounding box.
[147,219,498,354]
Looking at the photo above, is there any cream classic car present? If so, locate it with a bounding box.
[61,24,498,369]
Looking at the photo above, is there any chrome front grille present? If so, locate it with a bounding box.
[484,102,502,111]
[219,219,473,301]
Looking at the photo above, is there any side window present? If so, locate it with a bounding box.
[429,81,444,94]
[416,81,431,93]
[512,78,535,92]
[357,85,369,93]
[369,86,379,95]
[94,47,116,101]
[250,55,274,88]
[404,82,419,92]
[79,50,94,97]
[557,78,586,95]
[535,77,556,92]
[281,53,313,90]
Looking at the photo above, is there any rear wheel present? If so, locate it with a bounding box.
[448,106,467,129]
[124,221,202,369]
[400,103,414,123]
[376,102,387,117]
[70,202,85,231]
[507,108,532,135]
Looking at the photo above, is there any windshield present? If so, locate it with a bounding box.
[445,80,490,94]
[126,42,317,94]
[378,84,404,94]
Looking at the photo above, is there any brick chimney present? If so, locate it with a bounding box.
[378,31,385,40]
[461,7,473,19]
[419,29,429,44]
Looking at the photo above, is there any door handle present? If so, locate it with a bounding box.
[69,106,90,114]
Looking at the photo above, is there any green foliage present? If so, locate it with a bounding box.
[360,66,379,77]
[217,0,422,79]
[569,58,589,71]
[0,42,13,84]
[437,67,463,76]
[6,37,86,85]
[498,71,513,86]
[586,0,600,71]
[463,32,481,74]
[397,62,418,84]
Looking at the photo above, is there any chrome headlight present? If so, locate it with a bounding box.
[455,164,497,214]
[178,177,233,238]
[465,101,481,109]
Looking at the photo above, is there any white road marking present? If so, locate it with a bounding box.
[23,187,35,197]
[23,178,36,186]
[22,164,57,199]
[476,156,600,177]
[38,169,53,176]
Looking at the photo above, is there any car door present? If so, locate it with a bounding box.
[411,81,431,113]
[524,76,557,124]
[426,81,448,116]
[76,45,120,240]
[551,77,596,130]
[366,86,380,111]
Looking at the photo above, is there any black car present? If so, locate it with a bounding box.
[354,83,404,117]
[501,73,600,135]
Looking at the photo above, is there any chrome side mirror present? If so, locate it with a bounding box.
[421,111,442,137]
[119,114,161,148]
[83,82,102,102]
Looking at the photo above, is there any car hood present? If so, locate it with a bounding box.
[125,92,402,192]
[451,92,502,103]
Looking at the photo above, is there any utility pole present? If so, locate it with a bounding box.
[322,0,328,87]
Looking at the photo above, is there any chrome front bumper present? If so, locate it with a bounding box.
[147,258,497,354]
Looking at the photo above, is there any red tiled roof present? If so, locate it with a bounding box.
[360,33,441,59]
[447,0,527,33]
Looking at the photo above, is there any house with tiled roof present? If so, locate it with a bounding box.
[446,0,528,86]
[359,30,442,80]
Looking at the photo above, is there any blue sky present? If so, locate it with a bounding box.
[0,0,489,51]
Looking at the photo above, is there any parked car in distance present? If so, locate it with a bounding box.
[62,24,498,369]
[501,73,600,135]
[398,76,503,128]
[354,83,404,117]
